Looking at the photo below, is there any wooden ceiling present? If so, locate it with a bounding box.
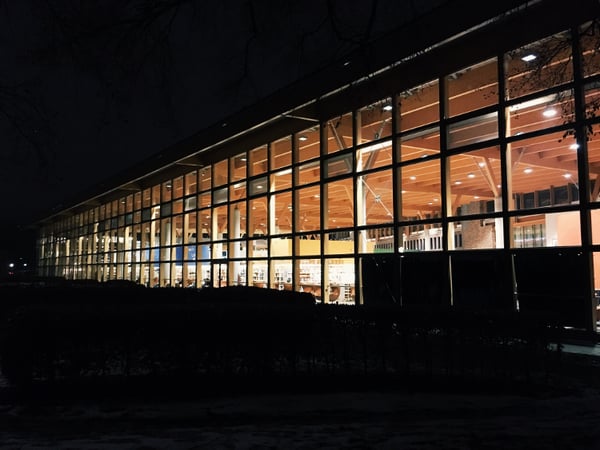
[258,88,600,232]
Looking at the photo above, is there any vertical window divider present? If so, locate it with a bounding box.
[572,24,596,331]
[391,93,400,260]
[439,74,452,306]
[439,76,449,253]
[290,136,298,291]
[352,109,361,305]
[497,51,511,252]
[319,123,326,295]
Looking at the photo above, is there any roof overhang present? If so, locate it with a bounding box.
[36,0,600,225]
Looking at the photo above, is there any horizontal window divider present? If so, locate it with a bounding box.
[442,105,500,126]
[504,82,575,110]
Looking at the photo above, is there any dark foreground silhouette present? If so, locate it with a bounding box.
[0,285,587,398]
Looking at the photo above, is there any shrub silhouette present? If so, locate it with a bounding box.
[0,285,563,391]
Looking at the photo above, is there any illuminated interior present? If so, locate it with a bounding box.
[36,12,600,330]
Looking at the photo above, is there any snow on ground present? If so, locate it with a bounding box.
[2,346,600,449]
[1,383,600,449]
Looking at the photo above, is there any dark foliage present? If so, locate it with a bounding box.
[0,285,571,396]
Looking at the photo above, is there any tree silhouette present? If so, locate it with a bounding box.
[3,0,598,226]
[506,19,600,142]
[0,0,441,178]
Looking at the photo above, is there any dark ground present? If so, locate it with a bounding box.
[1,348,600,449]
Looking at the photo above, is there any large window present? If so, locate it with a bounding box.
[37,15,600,322]
[505,30,573,100]
[446,58,498,117]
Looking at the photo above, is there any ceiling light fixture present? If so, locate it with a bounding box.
[569,143,579,150]
[382,104,393,112]
[524,167,533,174]
[521,53,537,62]
[467,173,475,178]
[298,135,308,141]
[542,107,557,118]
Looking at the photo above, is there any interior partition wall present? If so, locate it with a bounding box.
[36,15,600,331]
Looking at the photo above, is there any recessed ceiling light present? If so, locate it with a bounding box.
[478,162,485,167]
[382,104,393,111]
[455,180,462,185]
[467,173,475,178]
[542,107,557,117]
[474,196,480,199]
[409,176,416,181]
[563,173,572,179]
[298,135,308,141]
[524,167,533,174]
[569,143,579,150]
[521,54,537,62]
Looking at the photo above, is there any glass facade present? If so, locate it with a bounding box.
[36,14,600,329]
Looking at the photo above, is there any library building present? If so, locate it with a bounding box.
[36,1,600,332]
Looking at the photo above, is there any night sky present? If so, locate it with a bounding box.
[0,0,445,267]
